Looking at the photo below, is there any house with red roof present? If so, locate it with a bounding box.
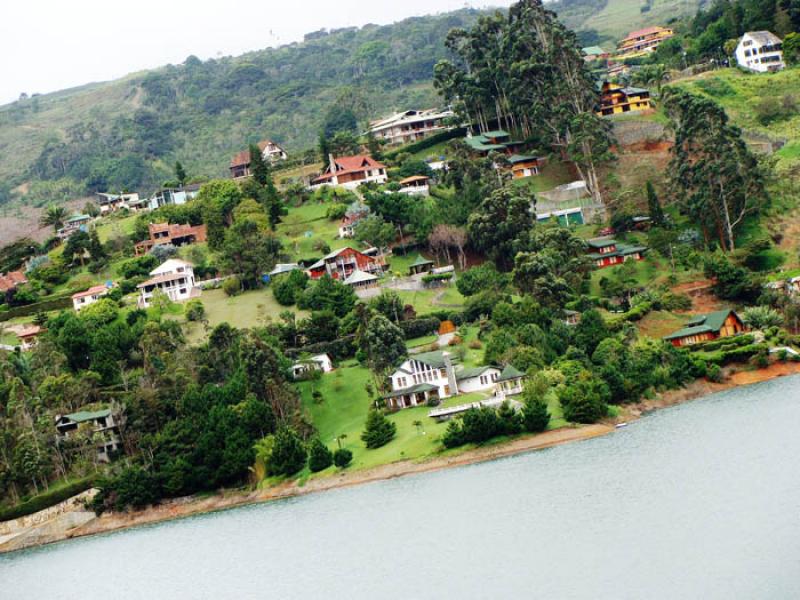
[617,26,674,57]
[310,155,388,190]
[306,247,385,281]
[230,140,288,179]
[0,271,28,297]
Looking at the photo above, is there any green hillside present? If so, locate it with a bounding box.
[0,10,485,207]
[551,0,708,43]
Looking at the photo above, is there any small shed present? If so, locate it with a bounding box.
[409,255,435,276]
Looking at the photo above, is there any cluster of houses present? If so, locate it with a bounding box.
[464,130,544,179]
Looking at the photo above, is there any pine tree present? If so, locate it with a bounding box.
[249,143,271,187]
[266,428,307,476]
[307,438,333,472]
[361,410,397,449]
[646,181,665,227]
[175,161,187,187]
[522,398,550,433]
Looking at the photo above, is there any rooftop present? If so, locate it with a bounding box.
[71,285,110,300]
[60,408,112,424]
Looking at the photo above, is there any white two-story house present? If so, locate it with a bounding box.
[735,31,785,73]
[385,351,524,410]
[137,259,198,308]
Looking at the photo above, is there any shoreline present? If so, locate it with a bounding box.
[4,361,800,555]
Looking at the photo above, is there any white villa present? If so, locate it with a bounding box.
[137,259,198,308]
[72,284,112,312]
[735,31,785,73]
[291,354,334,379]
[96,192,141,214]
[146,185,201,211]
[368,108,455,146]
[385,351,525,410]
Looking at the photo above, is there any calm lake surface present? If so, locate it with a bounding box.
[3,376,800,599]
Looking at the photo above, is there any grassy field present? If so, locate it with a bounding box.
[397,286,465,315]
[182,288,308,343]
[276,202,354,261]
[406,334,438,349]
[95,214,138,243]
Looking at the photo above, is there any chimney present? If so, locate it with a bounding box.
[442,352,458,396]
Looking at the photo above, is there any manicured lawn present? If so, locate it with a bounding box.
[515,160,575,193]
[277,202,352,261]
[182,288,308,343]
[637,310,688,340]
[406,334,438,349]
[397,287,464,315]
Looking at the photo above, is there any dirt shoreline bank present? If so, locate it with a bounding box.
[5,361,800,554]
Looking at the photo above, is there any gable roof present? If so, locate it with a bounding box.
[582,46,607,56]
[230,140,282,168]
[150,259,193,276]
[344,270,377,285]
[313,155,387,184]
[399,175,429,185]
[72,285,110,300]
[497,364,525,382]
[586,237,617,249]
[743,31,782,45]
[455,365,498,381]
[385,382,438,399]
[410,255,434,268]
[663,309,739,340]
[622,26,670,41]
[412,351,449,369]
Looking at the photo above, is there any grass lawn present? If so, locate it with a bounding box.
[182,288,308,343]
[637,310,688,340]
[277,202,353,261]
[406,334,438,349]
[397,286,464,315]
[515,160,575,193]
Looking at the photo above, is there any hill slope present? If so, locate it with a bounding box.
[0,10,486,208]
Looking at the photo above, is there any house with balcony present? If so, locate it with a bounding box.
[55,407,122,463]
[663,309,745,347]
[137,259,198,308]
[134,222,208,256]
[735,31,785,73]
[597,82,653,117]
[397,175,431,196]
[586,237,647,268]
[617,26,674,58]
[310,155,388,190]
[368,108,455,147]
[72,284,113,312]
[230,140,288,179]
[306,247,385,281]
[146,185,201,211]
[385,351,521,411]
[96,192,141,214]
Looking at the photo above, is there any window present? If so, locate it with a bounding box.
[440,368,447,379]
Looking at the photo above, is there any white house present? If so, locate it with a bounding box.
[397,175,431,197]
[386,351,516,410]
[146,185,201,211]
[368,109,455,146]
[736,31,785,73]
[291,354,334,379]
[96,192,140,214]
[309,155,388,190]
[137,259,198,308]
[72,284,112,312]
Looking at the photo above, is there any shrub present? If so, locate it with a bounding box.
[522,399,551,433]
[468,340,483,350]
[426,394,441,407]
[560,372,610,424]
[307,438,334,472]
[92,467,160,514]
[705,363,723,383]
[185,299,205,322]
[267,428,307,476]
[361,410,397,449]
[399,317,440,339]
[326,203,347,220]
[223,276,242,297]
[0,477,94,522]
[333,448,353,468]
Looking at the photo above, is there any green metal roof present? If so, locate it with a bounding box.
[481,130,510,139]
[413,351,448,369]
[582,46,607,56]
[507,154,540,164]
[410,255,434,268]
[465,137,507,152]
[67,214,91,223]
[587,237,617,249]
[385,383,438,399]
[663,309,737,341]
[497,365,525,382]
[455,366,495,381]
[63,408,112,423]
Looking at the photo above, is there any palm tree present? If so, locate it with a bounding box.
[39,205,68,233]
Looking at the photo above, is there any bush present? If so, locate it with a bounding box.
[705,363,723,383]
[333,448,353,468]
[326,203,347,220]
[307,438,334,472]
[223,276,242,297]
[185,299,205,322]
[92,467,160,514]
[522,399,551,433]
[361,410,397,449]
[267,428,307,476]
[0,477,94,522]
[399,317,440,340]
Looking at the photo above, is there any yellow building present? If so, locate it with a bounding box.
[596,82,653,117]
[617,26,674,58]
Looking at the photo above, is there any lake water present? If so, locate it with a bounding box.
[3,376,800,599]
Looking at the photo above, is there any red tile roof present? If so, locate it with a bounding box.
[622,26,668,41]
[230,141,276,168]
[0,271,28,293]
[314,155,387,183]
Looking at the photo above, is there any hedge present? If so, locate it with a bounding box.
[383,127,466,160]
[0,296,72,322]
[689,334,756,353]
[400,317,441,340]
[287,336,357,361]
[0,476,95,522]
[695,343,768,366]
